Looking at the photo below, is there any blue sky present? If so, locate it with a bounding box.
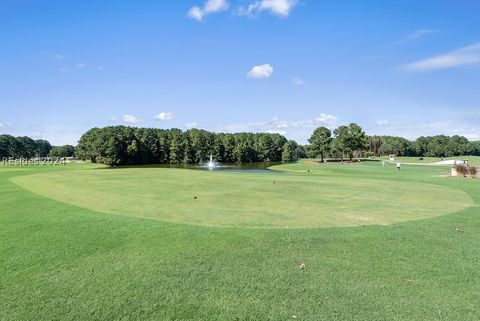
[1,0,479,145]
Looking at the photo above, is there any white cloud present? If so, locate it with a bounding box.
[265,129,286,135]
[376,120,389,126]
[76,63,87,69]
[241,0,299,17]
[247,64,273,79]
[51,53,64,60]
[292,77,304,85]
[215,114,338,144]
[390,29,437,46]
[111,116,119,122]
[122,114,140,124]
[60,67,69,73]
[188,0,229,22]
[154,112,175,121]
[185,122,198,129]
[97,66,104,71]
[403,43,480,72]
[312,113,337,126]
[368,113,480,141]
[0,121,12,130]
[218,114,337,134]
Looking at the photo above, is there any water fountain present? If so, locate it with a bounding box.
[206,154,216,170]
[199,154,277,173]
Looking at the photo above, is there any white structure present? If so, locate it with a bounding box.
[451,166,458,177]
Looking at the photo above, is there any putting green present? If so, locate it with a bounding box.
[10,168,473,228]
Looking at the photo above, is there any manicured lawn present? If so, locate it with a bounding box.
[1,160,480,320]
[10,165,472,228]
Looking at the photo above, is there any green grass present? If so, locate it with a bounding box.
[9,165,472,228]
[1,159,480,320]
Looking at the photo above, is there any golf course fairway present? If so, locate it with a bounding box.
[1,159,480,321]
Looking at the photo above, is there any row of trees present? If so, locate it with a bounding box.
[0,134,75,159]
[3,125,480,165]
[307,124,480,160]
[0,135,52,158]
[366,135,480,158]
[76,126,302,166]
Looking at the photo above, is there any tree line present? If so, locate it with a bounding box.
[366,135,480,158]
[76,126,302,166]
[3,124,480,165]
[306,125,480,160]
[0,134,75,159]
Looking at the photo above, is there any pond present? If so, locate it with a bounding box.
[155,162,283,174]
